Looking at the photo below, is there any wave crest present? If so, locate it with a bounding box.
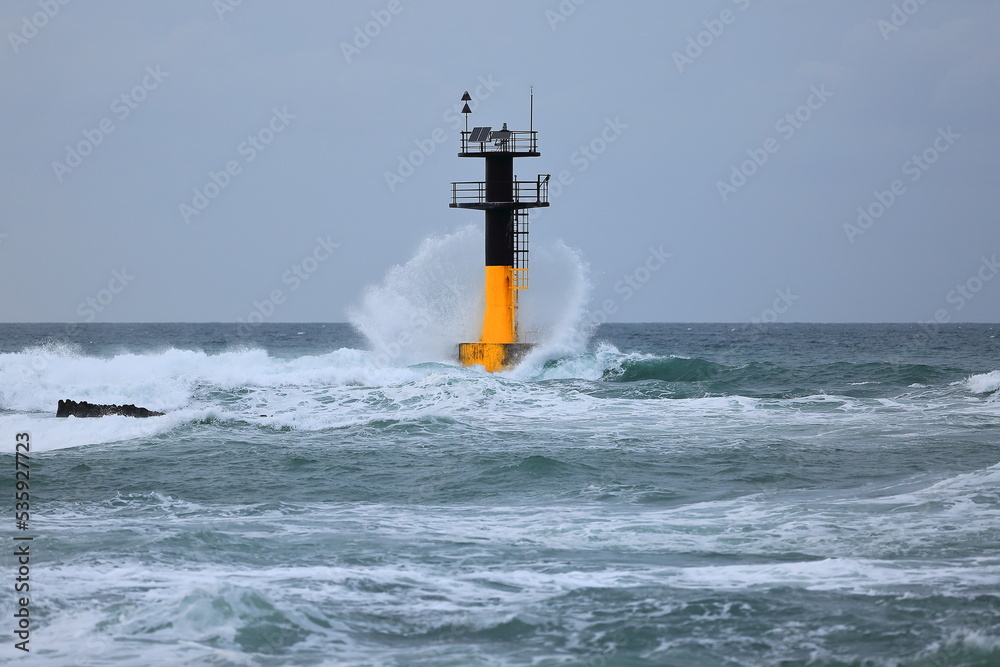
[965,370,1000,395]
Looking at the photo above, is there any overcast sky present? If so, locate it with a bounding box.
[2,1,998,323]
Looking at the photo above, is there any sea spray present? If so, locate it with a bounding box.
[515,240,595,372]
[347,226,484,366]
[348,226,594,368]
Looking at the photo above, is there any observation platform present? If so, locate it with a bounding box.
[449,176,550,209]
[458,128,540,157]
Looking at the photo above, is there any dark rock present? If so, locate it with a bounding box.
[57,399,164,418]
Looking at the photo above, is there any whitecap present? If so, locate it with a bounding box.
[965,370,1000,395]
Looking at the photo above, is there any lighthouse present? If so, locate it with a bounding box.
[452,90,550,372]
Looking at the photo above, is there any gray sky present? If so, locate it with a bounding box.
[2,0,998,323]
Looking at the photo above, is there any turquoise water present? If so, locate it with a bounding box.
[1,323,999,665]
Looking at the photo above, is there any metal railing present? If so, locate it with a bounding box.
[460,129,538,154]
[450,175,550,206]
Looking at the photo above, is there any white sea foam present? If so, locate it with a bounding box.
[2,337,988,450]
[965,370,1000,395]
[31,482,1000,663]
[0,345,250,412]
[0,410,200,452]
[530,342,641,381]
[3,309,997,454]
[23,440,1000,665]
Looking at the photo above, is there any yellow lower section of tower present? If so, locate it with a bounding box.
[480,265,515,344]
[457,342,510,372]
[457,342,535,372]
[458,266,532,372]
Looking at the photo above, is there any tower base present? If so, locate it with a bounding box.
[458,342,535,372]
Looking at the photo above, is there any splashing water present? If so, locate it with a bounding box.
[347,225,593,368]
[515,238,595,371]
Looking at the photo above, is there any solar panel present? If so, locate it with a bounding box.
[491,129,511,141]
[469,126,491,142]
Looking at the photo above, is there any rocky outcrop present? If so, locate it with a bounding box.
[56,399,164,418]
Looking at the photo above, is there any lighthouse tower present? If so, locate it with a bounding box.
[452,90,550,372]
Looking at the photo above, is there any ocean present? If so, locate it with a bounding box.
[1,320,998,666]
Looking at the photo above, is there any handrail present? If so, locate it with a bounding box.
[460,129,538,154]
[451,175,550,206]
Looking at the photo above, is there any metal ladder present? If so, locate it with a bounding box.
[513,210,529,291]
[513,209,540,343]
